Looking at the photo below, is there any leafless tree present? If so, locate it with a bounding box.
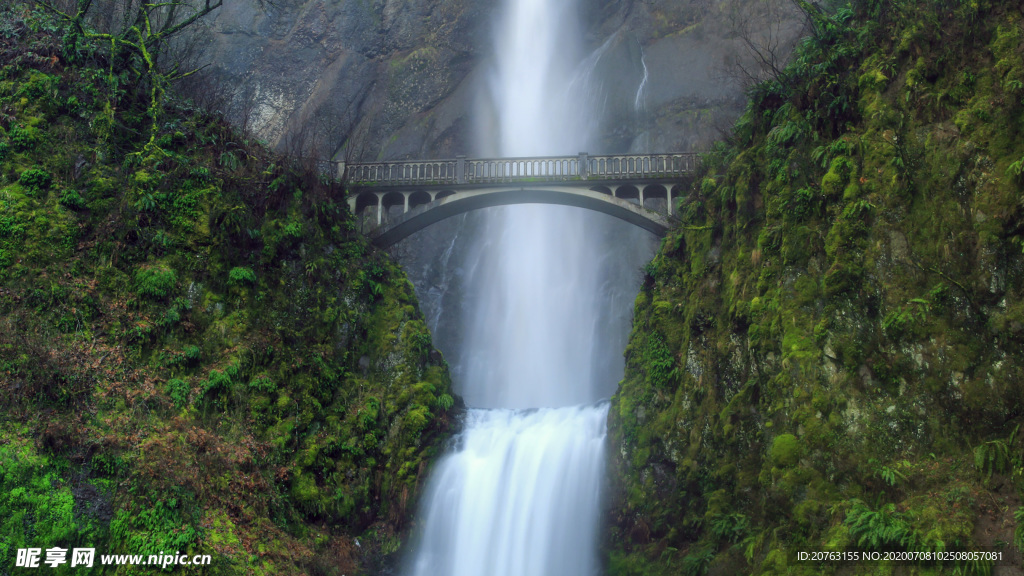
[716,0,806,88]
[36,0,270,152]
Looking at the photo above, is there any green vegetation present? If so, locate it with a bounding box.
[0,432,102,570]
[609,0,1024,574]
[0,4,455,574]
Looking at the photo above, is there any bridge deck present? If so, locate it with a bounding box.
[344,152,699,189]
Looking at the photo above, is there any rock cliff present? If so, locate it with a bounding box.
[198,0,804,160]
[607,1,1024,573]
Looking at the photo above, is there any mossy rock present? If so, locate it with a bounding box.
[770,434,802,468]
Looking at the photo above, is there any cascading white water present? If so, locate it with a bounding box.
[406,0,655,573]
[408,407,607,576]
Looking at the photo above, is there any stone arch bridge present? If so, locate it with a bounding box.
[344,153,699,247]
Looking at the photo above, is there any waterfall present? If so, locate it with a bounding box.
[635,43,649,113]
[408,407,607,576]
[405,0,656,573]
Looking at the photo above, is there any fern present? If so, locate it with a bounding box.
[974,441,1009,478]
[1007,157,1024,180]
[973,425,1019,479]
[709,512,750,544]
[1014,508,1024,553]
[958,555,994,576]
[219,150,240,171]
[811,145,828,167]
[742,531,765,563]
[845,500,930,550]
[680,546,715,576]
[436,393,454,412]
[766,120,805,148]
[874,460,910,486]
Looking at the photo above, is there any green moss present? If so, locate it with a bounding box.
[770,434,802,468]
[0,430,100,568]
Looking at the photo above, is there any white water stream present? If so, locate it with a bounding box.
[406,0,655,574]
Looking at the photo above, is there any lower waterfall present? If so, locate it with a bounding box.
[408,405,608,576]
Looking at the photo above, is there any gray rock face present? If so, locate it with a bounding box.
[577,0,806,153]
[196,0,804,160]
[197,0,488,160]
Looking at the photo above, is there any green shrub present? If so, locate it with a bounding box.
[189,166,211,181]
[165,378,190,408]
[227,266,256,286]
[59,189,86,209]
[9,125,41,151]
[19,167,52,192]
[18,72,57,99]
[64,95,82,115]
[248,373,276,392]
[134,265,177,299]
[709,512,750,544]
[182,345,201,363]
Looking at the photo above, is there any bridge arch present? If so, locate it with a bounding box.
[409,190,432,209]
[358,186,672,248]
[355,192,378,215]
[342,152,699,247]
[642,184,668,212]
[615,184,640,205]
[379,192,404,221]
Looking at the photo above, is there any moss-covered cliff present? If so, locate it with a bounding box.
[608,1,1024,574]
[0,6,455,574]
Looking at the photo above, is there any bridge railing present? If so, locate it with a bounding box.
[344,153,699,187]
[346,159,461,186]
[588,154,699,179]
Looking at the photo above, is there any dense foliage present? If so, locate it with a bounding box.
[608,0,1024,574]
[0,4,455,574]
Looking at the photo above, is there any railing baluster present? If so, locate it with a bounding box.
[345,152,699,189]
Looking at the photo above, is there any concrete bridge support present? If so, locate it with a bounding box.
[343,152,698,246]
